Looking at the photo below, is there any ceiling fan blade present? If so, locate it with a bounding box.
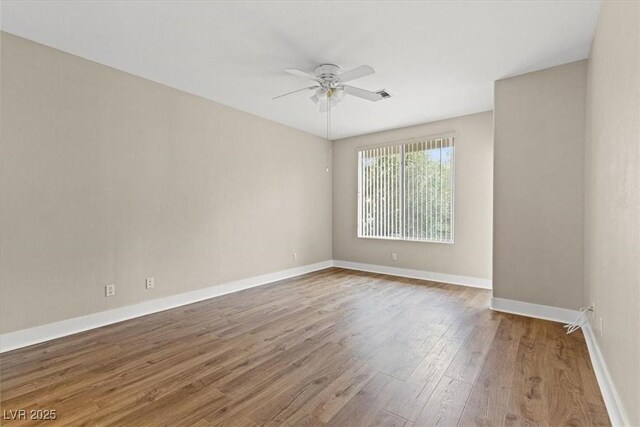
[344,85,382,102]
[273,85,319,100]
[285,69,319,81]
[338,65,375,82]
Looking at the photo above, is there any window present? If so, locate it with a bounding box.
[357,136,454,243]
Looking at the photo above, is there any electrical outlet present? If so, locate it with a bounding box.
[392,252,397,261]
[105,284,115,297]
[293,253,297,261]
[145,277,155,289]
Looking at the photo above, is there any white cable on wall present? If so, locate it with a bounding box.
[564,305,594,334]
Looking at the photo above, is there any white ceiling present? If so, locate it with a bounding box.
[1,1,601,139]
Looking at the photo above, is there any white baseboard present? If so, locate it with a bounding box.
[490,297,629,427]
[0,260,333,353]
[582,322,630,427]
[490,297,580,324]
[333,260,492,289]
[0,260,492,352]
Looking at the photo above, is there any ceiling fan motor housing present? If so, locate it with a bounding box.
[314,64,341,85]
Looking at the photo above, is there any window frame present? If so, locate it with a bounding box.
[356,132,456,244]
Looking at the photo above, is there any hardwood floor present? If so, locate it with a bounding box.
[0,268,609,426]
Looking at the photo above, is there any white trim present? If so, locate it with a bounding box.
[0,261,333,353]
[490,297,629,426]
[582,322,630,427]
[490,297,580,323]
[355,131,457,151]
[0,260,492,353]
[333,260,491,289]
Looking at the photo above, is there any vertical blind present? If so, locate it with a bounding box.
[357,136,454,243]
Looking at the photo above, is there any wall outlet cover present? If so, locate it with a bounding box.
[105,284,115,297]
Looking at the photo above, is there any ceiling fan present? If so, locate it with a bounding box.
[273,64,389,112]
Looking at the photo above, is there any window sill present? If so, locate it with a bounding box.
[357,235,454,245]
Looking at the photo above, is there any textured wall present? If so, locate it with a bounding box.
[493,60,587,309]
[584,1,640,424]
[0,33,332,333]
[333,111,493,281]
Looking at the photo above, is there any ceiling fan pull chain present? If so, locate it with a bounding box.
[327,91,332,141]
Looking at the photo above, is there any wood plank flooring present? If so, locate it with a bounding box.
[0,268,609,426]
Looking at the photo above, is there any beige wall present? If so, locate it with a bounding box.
[493,61,587,309]
[0,33,332,334]
[585,1,640,424]
[332,111,493,281]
